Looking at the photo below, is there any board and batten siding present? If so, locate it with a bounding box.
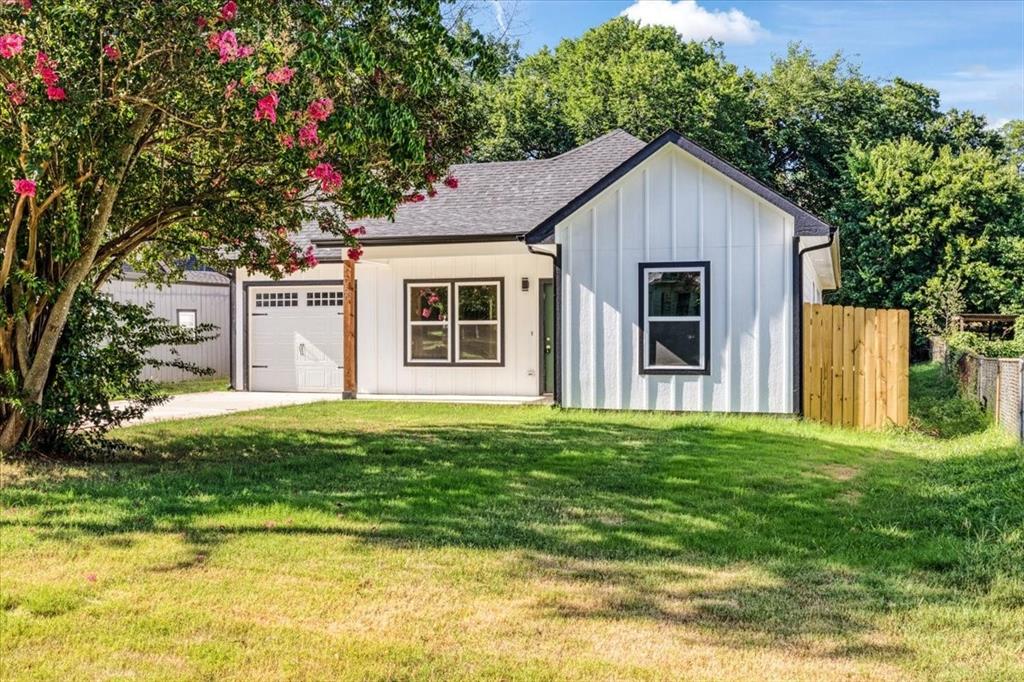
[356,245,552,396]
[104,279,231,382]
[556,144,796,413]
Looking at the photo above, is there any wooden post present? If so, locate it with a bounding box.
[343,259,357,398]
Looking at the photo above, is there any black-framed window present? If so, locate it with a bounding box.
[405,279,504,366]
[639,262,710,375]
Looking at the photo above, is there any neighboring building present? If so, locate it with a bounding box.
[230,129,840,414]
[105,267,231,383]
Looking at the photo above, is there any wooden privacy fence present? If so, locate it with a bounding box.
[802,303,910,428]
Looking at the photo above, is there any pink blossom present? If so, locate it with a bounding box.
[403,192,425,203]
[428,294,440,305]
[45,85,65,101]
[443,175,459,189]
[196,15,208,28]
[347,247,363,262]
[279,133,295,148]
[349,226,366,237]
[13,178,36,197]
[216,30,238,63]
[224,79,238,99]
[34,51,60,86]
[266,66,295,85]
[283,187,299,200]
[219,1,238,21]
[307,97,333,122]
[6,82,26,106]
[308,162,342,193]
[85,573,97,583]
[0,34,25,59]
[297,122,319,148]
[102,44,120,61]
[237,45,254,59]
[303,246,318,267]
[253,91,279,123]
[421,307,431,319]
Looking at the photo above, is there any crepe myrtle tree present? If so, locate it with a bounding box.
[0,0,479,452]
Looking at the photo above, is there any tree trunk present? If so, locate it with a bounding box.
[0,108,154,454]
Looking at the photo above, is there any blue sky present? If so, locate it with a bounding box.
[478,0,1023,127]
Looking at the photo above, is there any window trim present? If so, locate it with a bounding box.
[403,277,505,367]
[176,308,198,329]
[638,261,711,376]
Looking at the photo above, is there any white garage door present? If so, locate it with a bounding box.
[249,286,344,392]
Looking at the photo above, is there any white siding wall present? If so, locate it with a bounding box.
[104,280,230,382]
[234,245,552,396]
[557,145,796,413]
[356,248,551,396]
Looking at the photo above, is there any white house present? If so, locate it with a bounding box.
[230,129,840,414]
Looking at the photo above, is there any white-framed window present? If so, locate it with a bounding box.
[455,282,501,363]
[405,279,503,366]
[639,262,710,375]
[176,309,197,329]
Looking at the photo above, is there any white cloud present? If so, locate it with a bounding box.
[621,0,765,45]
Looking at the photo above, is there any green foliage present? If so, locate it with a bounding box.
[472,25,1024,347]
[2,1,492,450]
[907,362,989,438]
[18,289,215,455]
[833,139,1024,344]
[473,18,760,172]
[946,331,1024,359]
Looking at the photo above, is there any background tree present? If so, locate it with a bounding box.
[472,17,761,172]
[1,0,489,452]
[833,139,1024,345]
[471,20,1024,344]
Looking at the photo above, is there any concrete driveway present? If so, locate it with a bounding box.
[118,391,548,425]
[117,391,346,425]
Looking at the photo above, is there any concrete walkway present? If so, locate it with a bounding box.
[116,391,346,425]
[119,392,549,425]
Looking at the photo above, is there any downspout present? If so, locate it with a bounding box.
[524,240,562,406]
[793,226,838,415]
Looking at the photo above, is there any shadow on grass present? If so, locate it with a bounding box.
[3,410,1022,661]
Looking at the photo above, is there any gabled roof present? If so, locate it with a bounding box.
[311,129,646,249]
[525,129,833,244]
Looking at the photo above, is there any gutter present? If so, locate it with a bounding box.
[792,226,838,415]
[522,238,562,406]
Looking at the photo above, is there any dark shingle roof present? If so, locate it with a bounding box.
[310,129,646,248]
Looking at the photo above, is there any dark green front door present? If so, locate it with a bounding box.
[541,279,555,395]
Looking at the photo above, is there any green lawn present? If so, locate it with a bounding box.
[1,365,1021,681]
[156,376,231,396]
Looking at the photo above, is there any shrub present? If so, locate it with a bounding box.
[4,289,215,456]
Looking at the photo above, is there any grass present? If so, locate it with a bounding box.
[156,376,230,396]
[1,364,1021,681]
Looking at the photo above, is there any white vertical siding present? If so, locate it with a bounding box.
[557,145,797,414]
[355,248,552,397]
[104,279,230,382]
